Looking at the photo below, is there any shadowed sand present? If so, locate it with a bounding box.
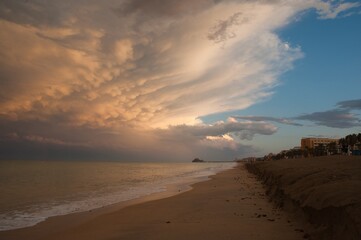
[0,164,305,240]
[247,155,361,240]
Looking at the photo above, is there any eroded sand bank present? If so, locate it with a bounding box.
[247,155,361,240]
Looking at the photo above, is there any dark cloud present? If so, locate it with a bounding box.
[294,98,361,128]
[0,1,71,27]
[0,0,125,33]
[158,121,276,139]
[0,117,155,161]
[295,109,361,128]
[151,120,275,160]
[118,0,220,18]
[232,98,361,129]
[233,116,303,126]
[337,99,361,110]
[0,117,265,161]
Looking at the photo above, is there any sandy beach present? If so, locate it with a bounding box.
[0,163,306,240]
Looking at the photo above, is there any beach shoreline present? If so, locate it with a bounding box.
[0,161,235,232]
[0,163,306,240]
[0,163,237,237]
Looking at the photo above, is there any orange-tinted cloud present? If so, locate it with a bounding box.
[0,0,358,160]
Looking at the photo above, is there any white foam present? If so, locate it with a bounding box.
[0,162,236,231]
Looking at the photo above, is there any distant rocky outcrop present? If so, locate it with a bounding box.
[192,158,204,163]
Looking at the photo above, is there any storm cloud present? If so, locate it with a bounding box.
[0,0,359,160]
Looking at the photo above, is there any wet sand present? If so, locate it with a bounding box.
[0,164,305,240]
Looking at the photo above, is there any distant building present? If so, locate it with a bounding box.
[301,138,338,149]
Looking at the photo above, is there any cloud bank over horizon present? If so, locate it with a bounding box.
[0,0,360,161]
[295,99,361,128]
[234,98,361,129]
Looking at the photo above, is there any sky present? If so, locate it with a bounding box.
[0,0,360,161]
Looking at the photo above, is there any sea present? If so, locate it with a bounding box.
[0,160,236,231]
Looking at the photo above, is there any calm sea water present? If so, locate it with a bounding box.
[0,160,235,231]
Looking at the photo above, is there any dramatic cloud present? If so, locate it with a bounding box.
[0,0,359,160]
[162,120,276,138]
[0,117,272,161]
[152,118,277,159]
[233,116,303,126]
[157,119,277,148]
